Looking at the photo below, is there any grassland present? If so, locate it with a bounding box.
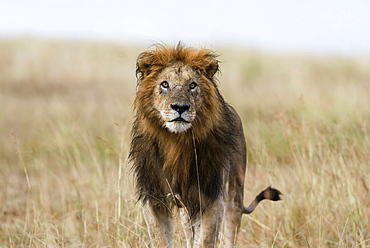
[0,38,369,247]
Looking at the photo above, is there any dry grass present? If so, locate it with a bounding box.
[0,38,369,247]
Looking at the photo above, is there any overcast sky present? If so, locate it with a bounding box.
[1,0,370,54]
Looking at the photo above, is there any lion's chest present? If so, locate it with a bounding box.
[131,128,233,215]
[157,140,226,210]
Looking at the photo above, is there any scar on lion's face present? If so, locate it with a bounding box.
[153,64,202,133]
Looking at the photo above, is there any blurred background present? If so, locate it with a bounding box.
[2,0,370,53]
[1,1,369,247]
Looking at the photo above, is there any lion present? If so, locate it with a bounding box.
[129,44,281,248]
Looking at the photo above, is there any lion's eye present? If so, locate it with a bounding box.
[161,81,169,88]
[189,82,197,90]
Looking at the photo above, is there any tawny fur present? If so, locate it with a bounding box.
[129,44,281,248]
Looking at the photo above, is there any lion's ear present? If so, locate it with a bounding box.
[205,59,219,79]
[196,54,219,79]
[136,52,153,80]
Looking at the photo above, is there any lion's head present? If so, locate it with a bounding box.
[135,44,223,135]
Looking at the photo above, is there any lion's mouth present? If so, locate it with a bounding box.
[169,117,189,123]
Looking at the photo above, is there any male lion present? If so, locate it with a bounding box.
[129,44,281,248]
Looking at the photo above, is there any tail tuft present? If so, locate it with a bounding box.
[263,186,282,202]
[243,186,282,214]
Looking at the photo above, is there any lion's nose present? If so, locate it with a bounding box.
[170,104,190,114]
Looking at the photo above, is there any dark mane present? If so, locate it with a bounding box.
[129,104,239,217]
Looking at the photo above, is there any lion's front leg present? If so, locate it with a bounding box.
[180,208,195,248]
[142,201,174,248]
[194,197,224,248]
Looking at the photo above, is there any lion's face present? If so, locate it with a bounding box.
[135,44,221,136]
[153,64,202,133]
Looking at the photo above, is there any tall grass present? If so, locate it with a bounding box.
[0,38,369,247]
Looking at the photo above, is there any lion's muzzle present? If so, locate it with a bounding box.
[170,103,190,114]
[162,103,193,133]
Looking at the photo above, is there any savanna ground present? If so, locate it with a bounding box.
[0,38,369,247]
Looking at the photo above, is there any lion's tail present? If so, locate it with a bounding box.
[243,186,282,214]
